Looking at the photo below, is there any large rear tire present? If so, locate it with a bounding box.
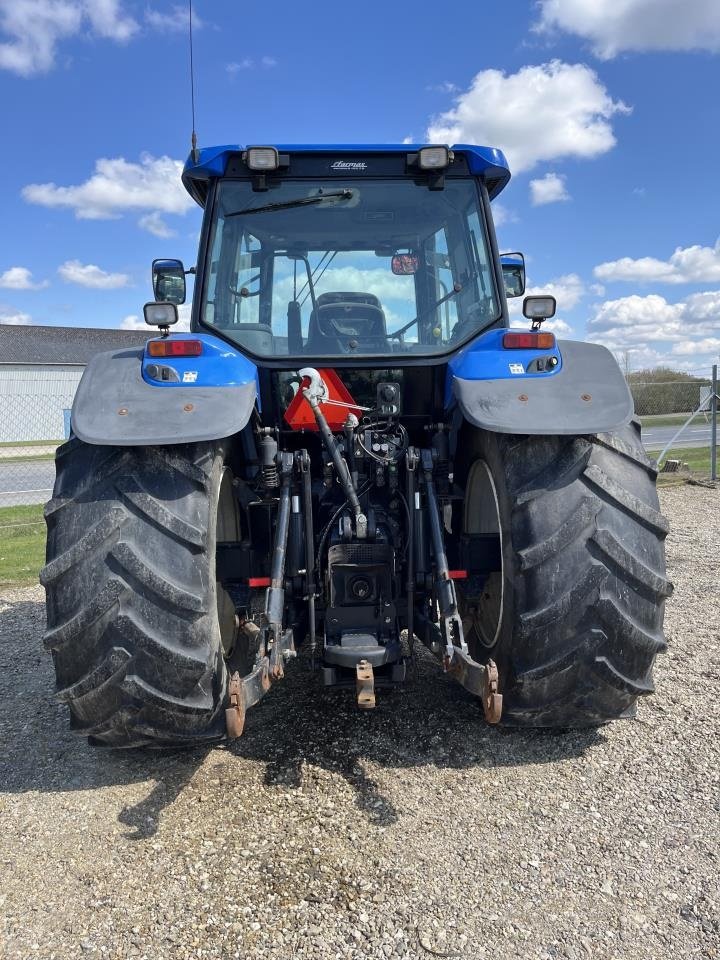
[457,421,672,726]
[42,438,237,747]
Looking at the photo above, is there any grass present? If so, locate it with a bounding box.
[0,504,46,585]
[0,439,63,448]
[640,413,695,429]
[646,444,716,479]
[0,453,56,463]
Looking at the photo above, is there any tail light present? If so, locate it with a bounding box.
[503,332,556,350]
[147,339,203,358]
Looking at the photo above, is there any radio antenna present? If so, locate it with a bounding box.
[189,0,199,162]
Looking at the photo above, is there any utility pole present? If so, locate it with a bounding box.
[712,364,717,482]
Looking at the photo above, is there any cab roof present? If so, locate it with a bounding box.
[181,143,511,206]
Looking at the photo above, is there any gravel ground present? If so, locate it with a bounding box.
[1,485,718,960]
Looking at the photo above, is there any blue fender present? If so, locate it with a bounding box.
[71,334,258,446]
[446,331,633,436]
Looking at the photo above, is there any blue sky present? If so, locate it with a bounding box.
[1,0,719,374]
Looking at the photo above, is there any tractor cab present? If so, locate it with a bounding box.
[171,144,514,362]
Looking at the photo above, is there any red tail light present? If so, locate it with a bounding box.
[503,332,555,350]
[147,339,203,358]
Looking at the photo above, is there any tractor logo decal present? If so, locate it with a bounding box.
[330,161,367,171]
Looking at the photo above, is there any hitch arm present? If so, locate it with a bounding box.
[226,451,297,739]
[420,448,467,661]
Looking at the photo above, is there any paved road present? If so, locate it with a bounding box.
[0,461,55,507]
[642,422,714,450]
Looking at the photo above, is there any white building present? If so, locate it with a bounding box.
[0,325,151,443]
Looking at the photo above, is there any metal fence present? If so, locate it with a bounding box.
[629,372,718,479]
[0,376,75,509]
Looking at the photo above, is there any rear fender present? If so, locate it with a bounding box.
[447,332,633,435]
[71,334,258,446]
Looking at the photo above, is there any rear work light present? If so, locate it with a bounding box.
[245,146,280,170]
[147,339,203,358]
[418,145,453,169]
[503,332,556,350]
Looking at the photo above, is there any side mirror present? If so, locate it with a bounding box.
[523,295,556,321]
[500,253,526,298]
[152,258,186,304]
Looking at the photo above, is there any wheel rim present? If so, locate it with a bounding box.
[463,459,504,649]
[215,466,240,658]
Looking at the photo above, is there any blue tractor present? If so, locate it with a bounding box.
[42,144,671,747]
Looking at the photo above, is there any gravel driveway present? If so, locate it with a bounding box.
[1,485,718,960]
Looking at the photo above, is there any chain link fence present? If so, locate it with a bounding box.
[629,376,718,478]
[0,376,76,510]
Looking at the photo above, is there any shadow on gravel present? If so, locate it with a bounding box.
[0,599,211,839]
[228,649,607,826]
[0,598,606,835]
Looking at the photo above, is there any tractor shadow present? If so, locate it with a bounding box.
[228,648,608,826]
[0,597,210,839]
[0,597,606,836]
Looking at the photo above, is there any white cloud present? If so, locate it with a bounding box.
[0,266,48,290]
[594,239,720,284]
[529,172,570,206]
[427,61,630,174]
[145,4,201,32]
[0,306,32,325]
[0,1,137,76]
[509,273,585,315]
[510,315,575,336]
[58,260,130,289]
[123,304,190,331]
[120,314,144,330]
[226,56,276,72]
[535,0,720,59]
[427,81,459,94]
[226,59,253,73]
[586,290,720,370]
[22,153,194,222]
[138,211,175,238]
[85,0,136,40]
[491,202,516,227]
[672,337,720,356]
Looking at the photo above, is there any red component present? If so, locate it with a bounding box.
[147,338,203,357]
[503,332,555,350]
[284,369,362,432]
[248,577,271,588]
[448,570,468,580]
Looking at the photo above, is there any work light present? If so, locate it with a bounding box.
[522,295,557,321]
[418,146,452,170]
[143,302,178,327]
[245,146,280,170]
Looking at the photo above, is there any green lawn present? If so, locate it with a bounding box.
[640,413,695,429]
[0,439,63,448]
[0,453,56,463]
[646,444,716,478]
[0,504,46,585]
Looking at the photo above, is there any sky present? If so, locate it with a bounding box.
[1,0,719,374]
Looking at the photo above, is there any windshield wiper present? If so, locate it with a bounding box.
[227,190,353,218]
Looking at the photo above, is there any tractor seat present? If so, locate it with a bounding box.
[228,323,275,354]
[306,292,386,353]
